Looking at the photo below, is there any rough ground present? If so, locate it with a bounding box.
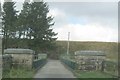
[34,60,76,78]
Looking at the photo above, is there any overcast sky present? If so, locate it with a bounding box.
[1,0,118,42]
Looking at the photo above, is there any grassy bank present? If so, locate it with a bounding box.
[56,41,118,61]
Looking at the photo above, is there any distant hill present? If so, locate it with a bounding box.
[56,41,118,61]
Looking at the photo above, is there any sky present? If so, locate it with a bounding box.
[0,0,119,42]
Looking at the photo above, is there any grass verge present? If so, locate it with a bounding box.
[3,67,35,78]
[74,70,114,78]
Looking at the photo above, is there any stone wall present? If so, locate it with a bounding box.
[2,55,12,70]
[9,53,34,69]
[75,55,106,71]
[3,49,47,70]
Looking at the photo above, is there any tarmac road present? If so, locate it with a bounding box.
[34,60,76,78]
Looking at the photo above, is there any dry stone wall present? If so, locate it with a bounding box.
[11,53,34,69]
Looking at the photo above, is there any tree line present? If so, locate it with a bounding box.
[1,0,57,52]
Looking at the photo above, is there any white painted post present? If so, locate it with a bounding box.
[67,32,70,55]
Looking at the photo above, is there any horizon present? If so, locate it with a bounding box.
[56,40,118,43]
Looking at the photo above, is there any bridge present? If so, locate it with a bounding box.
[34,60,76,78]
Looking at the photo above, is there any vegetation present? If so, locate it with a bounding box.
[2,1,18,49]
[2,0,57,52]
[75,71,113,78]
[3,67,35,78]
[57,41,118,61]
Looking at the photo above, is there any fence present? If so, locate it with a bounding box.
[60,56,78,70]
[32,58,47,70]
[32,54,47,70]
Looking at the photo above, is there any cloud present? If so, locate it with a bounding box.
[45,0,119,2]
[1,0,119,2]
[48,2,118,25]
[48,8,65,17]
[54,23,118,42]
[48,8,68,27]
[48,2,118,42]
[48,2,117,17]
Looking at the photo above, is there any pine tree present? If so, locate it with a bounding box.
[29,1,57,51]
[30,1,56,49]
[2,1,18,48]
[18,1,57,51]
[17,1,31,39]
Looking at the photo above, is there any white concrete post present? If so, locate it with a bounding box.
[67,32,70,55]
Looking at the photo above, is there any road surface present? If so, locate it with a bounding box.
[34,60,76,78]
